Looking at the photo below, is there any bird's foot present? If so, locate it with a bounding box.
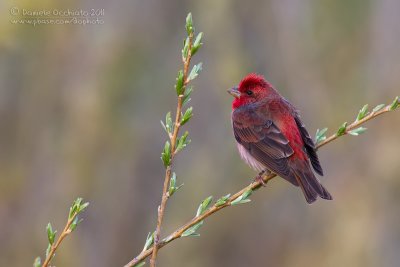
[254,170,271,187]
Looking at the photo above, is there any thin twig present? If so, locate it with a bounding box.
[125,103,396,267]
[42,213,79,267]
[150,32,194,267]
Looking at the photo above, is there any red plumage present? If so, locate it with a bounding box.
[228,73,332,203]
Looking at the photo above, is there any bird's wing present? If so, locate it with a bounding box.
[232,108,295,180]
[293,115,324,176]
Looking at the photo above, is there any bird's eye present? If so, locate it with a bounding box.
[246,90,253,96]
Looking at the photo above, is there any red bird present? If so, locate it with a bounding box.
[228,73,332,203]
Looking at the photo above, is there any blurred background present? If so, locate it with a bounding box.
[0,0,399,266]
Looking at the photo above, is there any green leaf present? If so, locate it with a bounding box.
[166,112,173,133]
[33,257,41,267]
[169,172,176,195]
[134,261,146,267]
[215,194,231,207]
[372,104,385,113]
[174,183,184,194]
[336,122,347,136]
[161,112,173,135]
[78,202,89,213]
[161,141,171,167]
[356,104,369,121]
[46,223,56,245]
[143,232,155,251]
[233,199,251,205]
[67,197,89,235]
[168,172,184,196]
[191,32,203,55]
[45,243,51,257]
[187,63,202,82]
[75,198,83,205]
[70,216,83,231]
[315,128,328,144]
[69,203,78,219]
[348,127,367,136]
[176,131,191,153]
[182,221,203,237]
[181,107,193,126]
[175,70,184,95]
[182,37,190,60]
[185,13,194,35]
[390,96,399,110]
[231,189,252,205]
[241,189,252,199]
[182,86,193,106]
[196,196,213,216]
[185,233,201,237]
[69,197,84,218]
[162,235,174,243]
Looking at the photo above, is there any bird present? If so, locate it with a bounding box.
[227,73,332,204]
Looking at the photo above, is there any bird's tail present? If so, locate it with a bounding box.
[289,160,332,204]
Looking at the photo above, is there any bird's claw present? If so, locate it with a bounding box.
[254,170,270,187]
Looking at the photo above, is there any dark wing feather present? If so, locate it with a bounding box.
[294,116,324,176]
[232,108,297,185]
[291,160,332,203]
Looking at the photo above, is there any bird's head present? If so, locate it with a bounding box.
[228,73,274,109]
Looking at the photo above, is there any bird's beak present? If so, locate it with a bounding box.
[227,86,240,98]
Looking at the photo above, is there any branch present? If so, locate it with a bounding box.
[33,198,89,267]
[125,97,399,267]
[150,13,202,267]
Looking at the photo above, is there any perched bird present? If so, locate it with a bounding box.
[228,73,332,203]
